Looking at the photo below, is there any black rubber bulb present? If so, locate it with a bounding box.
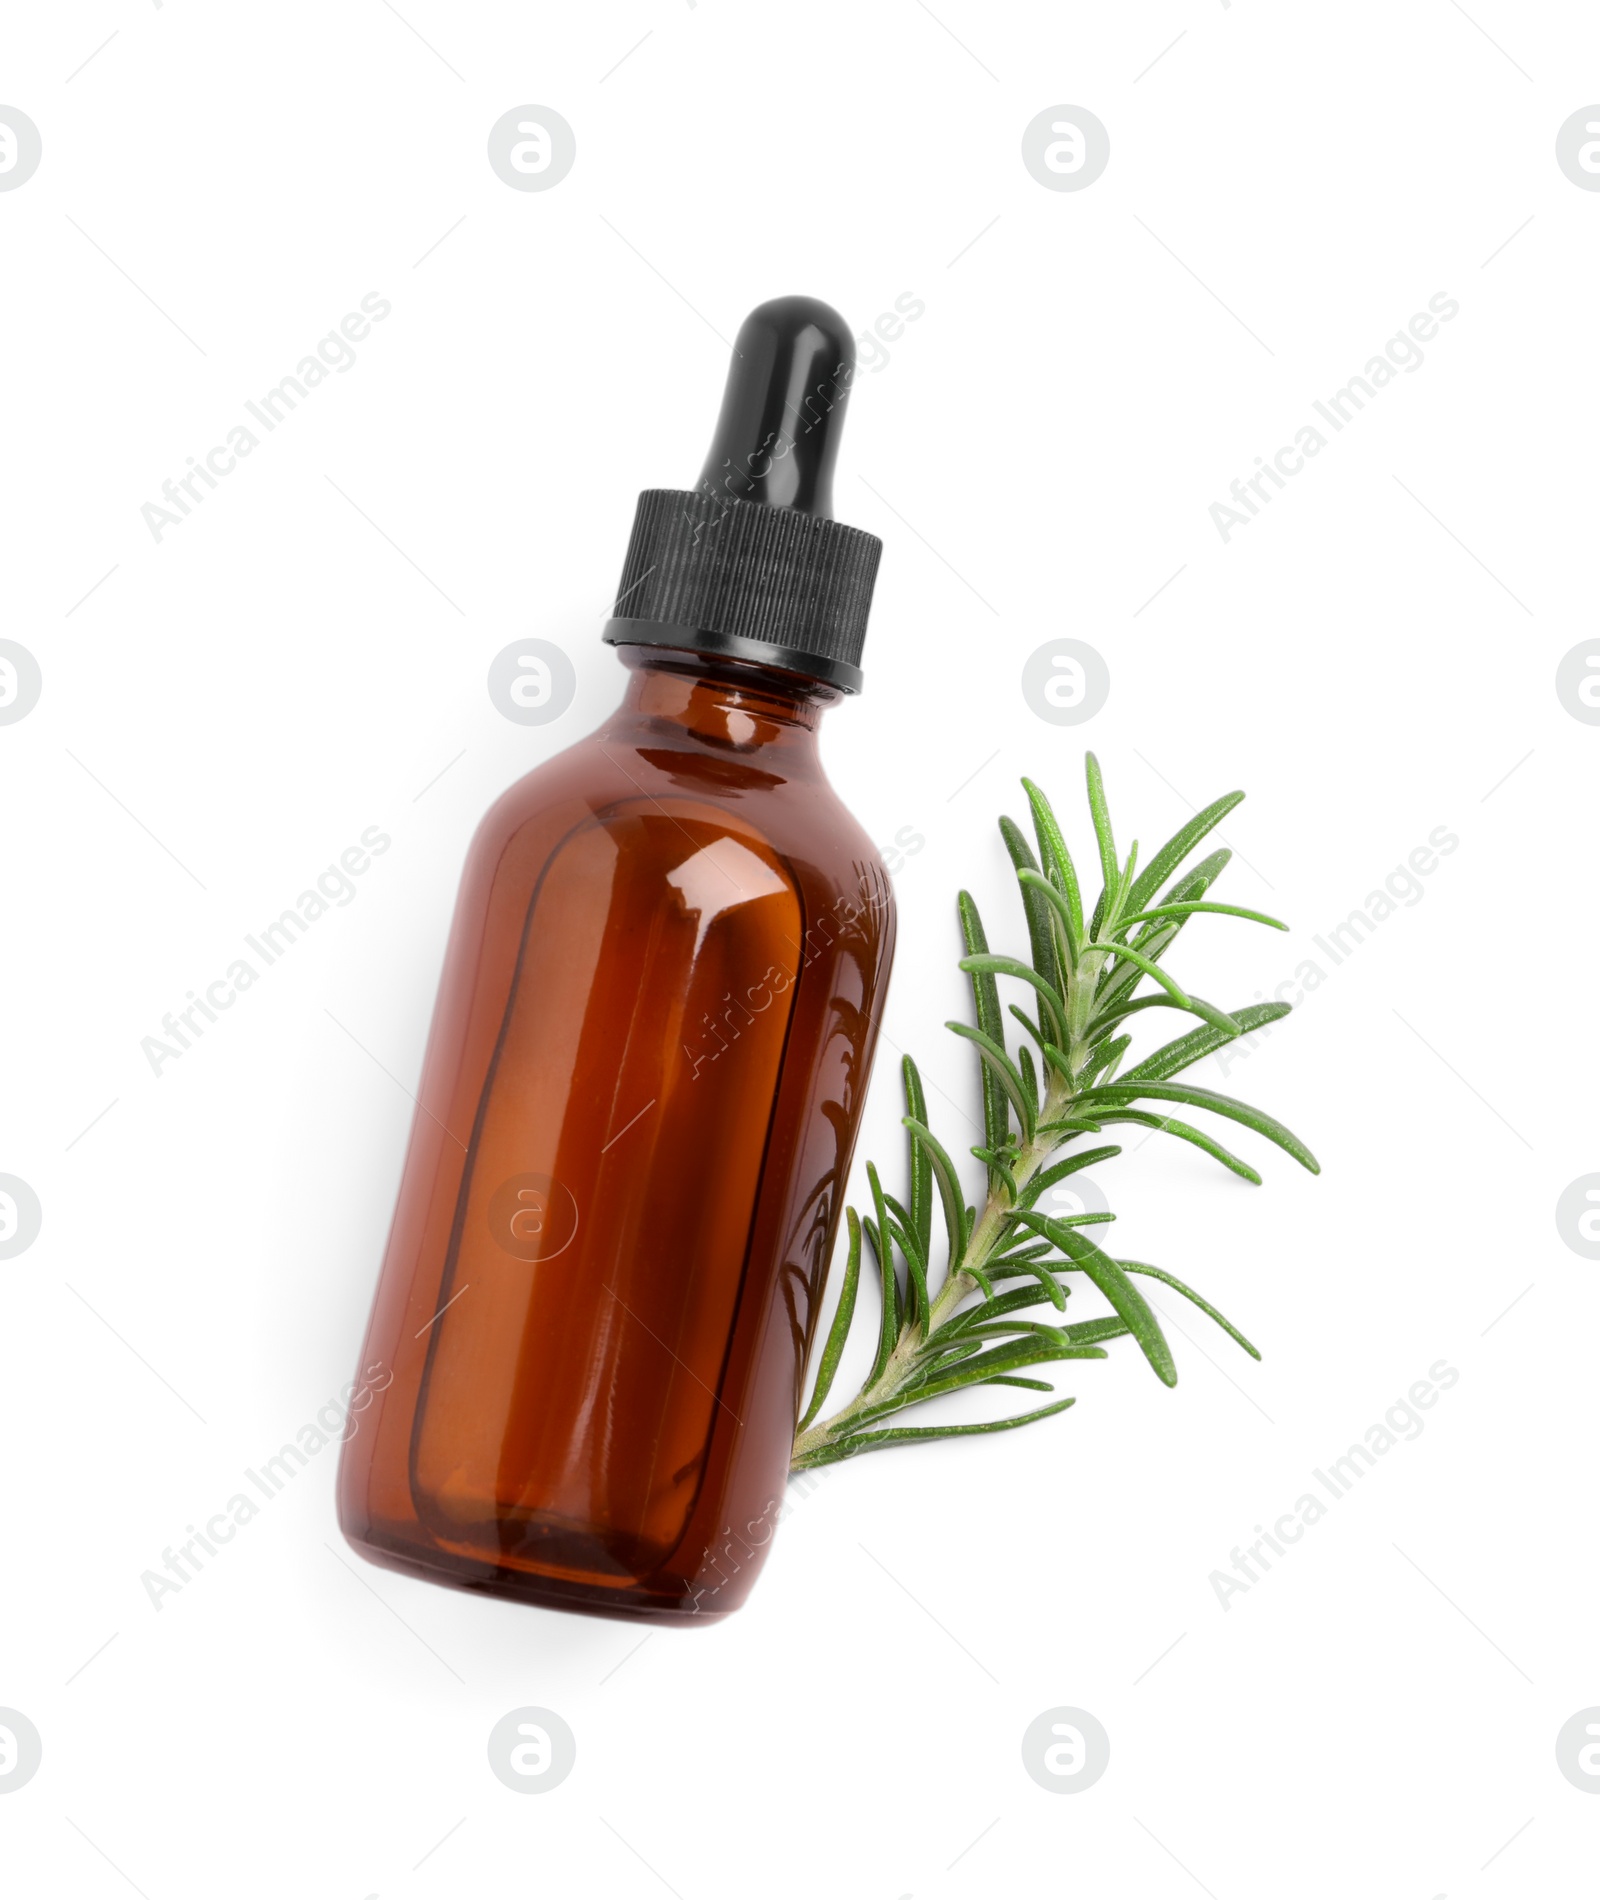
[696,296,856,518]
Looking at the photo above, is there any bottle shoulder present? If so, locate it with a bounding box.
[469,726,892,915]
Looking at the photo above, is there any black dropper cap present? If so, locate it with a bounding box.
[602,296,883,694]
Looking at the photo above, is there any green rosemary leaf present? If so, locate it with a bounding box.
[1105,851,1234,986]
[1108,841,1140,933]
[998,1252,1068,1312]
[1164,989,1246,1044]
[1084,1080,1321,1174]
[1079,1034,1131,1089]
[904,1116,971,1268]
[1093,993,1193,1031]
[1092,991,1238,1042]
[987,1239,1056,1265]
[1119,1260,1262,1359]
[868,1341,1106,1412]
[1002,1208,1114,1239]
[1122,1001,1291,1084]
[798,1207,862,1430]
[1125,791,1245,918]
[953,1340,1110,1378]
[961,1258,996,1299]
[984,1375,1055,1391]
[945,1023,1036,1140]
[1018,1045,1040,1121]
[1063,1315,1134,1348]
[1021,778,1084,947]
[1041,1038,1075,1080]
[959,954,1068,1045]
[970,1148,1020,1203]
[1084,753,1120,900]
[1094,1110,1263,1183]
[792,1398,1078,1467]
[1020,1146,1124,1209]
[999,815,1061,990]
[880,1189,915,1238]
[1096,934,1172,1012]
[929,1319,1080,1348]
[1095,848,1236,1015]
[958,892,1010,1158]
[1116,900,1287,932]
[1027,1263,1069,1312]
[909,1333,1081,1391]
[1013,1214,1177,1386]
[890,1217,937,1322]
[990,1255,1077,1287]
[1008,1002,1046,1054]
[1085,936,1235,1034]
[870,1161,927,1333]
[862,1214,900,1389]
[880,1192,932,1302]
[1163,847,1231,904]
[930,1285,1066,1339]
[987,1256,1070,1282]
[911,1341,985,1381]
[1016,870,1083,984]
[902,1057,933,1259]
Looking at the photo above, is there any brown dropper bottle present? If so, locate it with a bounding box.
[337,297,895,1623]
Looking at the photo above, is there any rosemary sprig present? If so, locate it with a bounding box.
[790,755,1319,1472]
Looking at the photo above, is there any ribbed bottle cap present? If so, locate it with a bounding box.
[603,297,883,694]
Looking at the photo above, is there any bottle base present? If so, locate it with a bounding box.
[340,1520,735,1626]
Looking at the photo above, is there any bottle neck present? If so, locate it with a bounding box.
[607,646,836,767]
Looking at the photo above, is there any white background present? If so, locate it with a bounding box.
[3,3,1597,1895]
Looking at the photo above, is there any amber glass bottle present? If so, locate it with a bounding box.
[338,298,895,1621]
